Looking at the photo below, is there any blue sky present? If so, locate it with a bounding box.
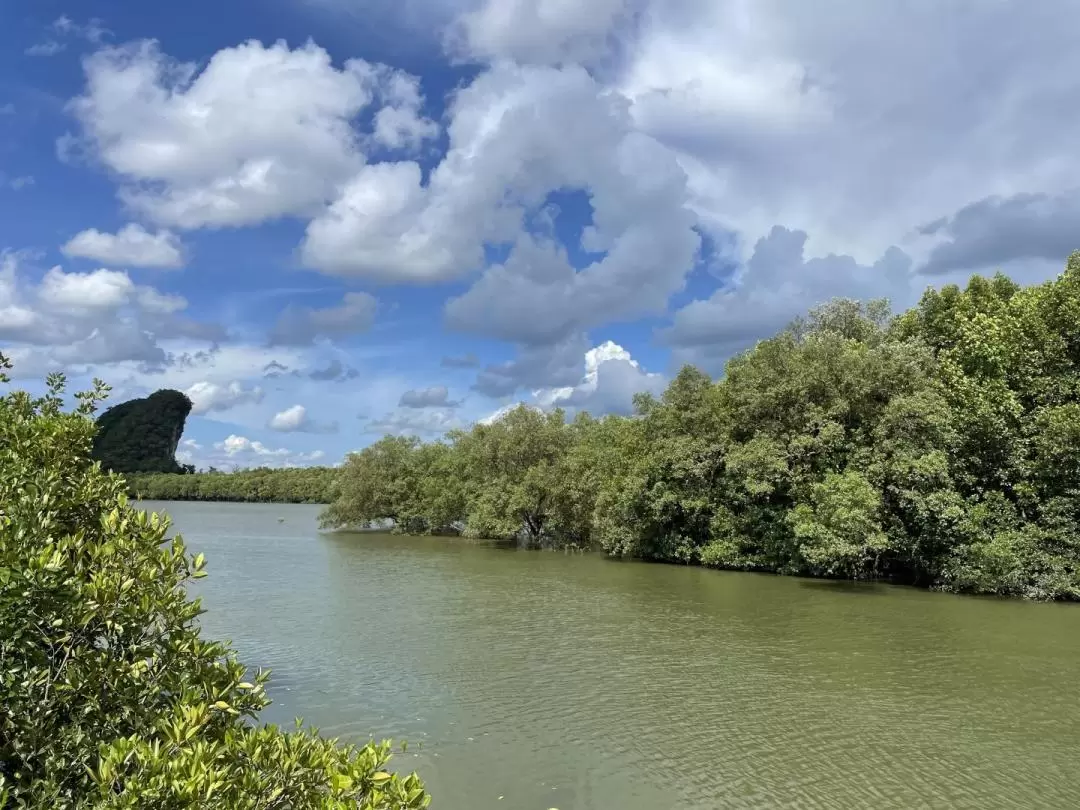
[2,0,1078,469]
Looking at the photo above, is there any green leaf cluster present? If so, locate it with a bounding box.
[325,253,1080,599]
[0,356,429,808]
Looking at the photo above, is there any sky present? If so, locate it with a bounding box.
[1,0,1078,470]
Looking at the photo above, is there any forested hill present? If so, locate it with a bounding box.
[322,252,1080,601]
[92,389,192,474]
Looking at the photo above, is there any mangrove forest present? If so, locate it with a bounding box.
[323,256,1080,601]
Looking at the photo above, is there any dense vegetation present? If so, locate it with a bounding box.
[129,467,337,504]
[324,255,1080,600]
[0,357,428,808]
[92,389,193,474]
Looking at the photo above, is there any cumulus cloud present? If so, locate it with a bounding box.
[268,404,339,433]
[302,61,699,310]
[369,70,439,151]
[174,437,202,466]
[67,39,435,228]
[126,344,302,393]
[185,380,265,414]
[304,61,698,394]
[918,190,1080,275]
[471,333,589,398]
[0,251,219,373]
[46,5,1080,436]
[478,402,543,425]
[447,0,634,65]
[269,405,307,431]
[618,0,1080,266]
[268,291,377,346]
[535,340,665,415]
[62,223,184,268]
[364,408,463,437]
[661,226,914,373]
[37,266,135,312]
[307,357,360,381]
[398,385,460,408]
[212,434,326,468]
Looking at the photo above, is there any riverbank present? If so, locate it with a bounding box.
[321,257,1080,601]
[127,467,335,504]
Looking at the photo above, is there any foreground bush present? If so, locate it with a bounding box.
[0,357,428,808]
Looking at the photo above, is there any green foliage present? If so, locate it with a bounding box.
[452,406,571,545]
[91,390,192,474]
[0,356,428,808]
[129,466,338,504]
[789,470,888,579]
[324,252,1080,600]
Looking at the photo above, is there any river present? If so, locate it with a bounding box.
[147,500,1080,810]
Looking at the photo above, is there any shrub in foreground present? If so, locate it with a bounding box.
[0,357,428,809]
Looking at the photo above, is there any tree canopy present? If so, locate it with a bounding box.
[0,358,429,808]
[323,253,1080,600]
[129,466,338,504]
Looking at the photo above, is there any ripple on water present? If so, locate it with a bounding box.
[153,501,1080,810]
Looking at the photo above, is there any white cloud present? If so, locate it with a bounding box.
[46,7,1080,427]
[68,39,434,228]
[305,61,699,347]
[26,41,66,57]
[366,407,463,437]
[4,175,35,191]
[139,344,307,391]
[38,266,134,311]
[52,15,110,45]
[448,0,633,65]
[185,380,265,414]
[300,160,479,281]
[0,252,218,374]
[25,15,108,57]
[62,223,184,268]
[398,385,460,408]
[617,0,1080,268]
[268,291,377,345]
[917,189,1080,276]
[368,69,439,151]
[212,434,326,468]
[268,403,339,433]
[662,226,914,373]
[269,404,307,431]
[535,340,665,415]
[373,105,439,152]
[471,333,588,398]
[478,402,543,425]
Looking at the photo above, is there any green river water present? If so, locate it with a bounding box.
[149,500,1080,810]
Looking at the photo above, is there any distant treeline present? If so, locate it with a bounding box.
[322,253,1080,601]
[128,466,337,504]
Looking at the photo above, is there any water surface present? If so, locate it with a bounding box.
[148,500,1080,810]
